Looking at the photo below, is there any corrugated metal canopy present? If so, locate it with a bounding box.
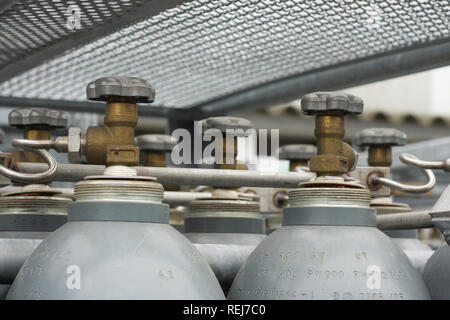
[0,0,449,115]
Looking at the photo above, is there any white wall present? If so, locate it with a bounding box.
[345,65,450,118]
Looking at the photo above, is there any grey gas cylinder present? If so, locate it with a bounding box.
[423,243,450,300]
[7,170,224,300]
[228,183,430,300]
[423,184,450,299]
[184,190,266,295]
[0,185,70,299]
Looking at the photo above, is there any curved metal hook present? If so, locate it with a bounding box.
[399,153,450,172]
[12,138,55,150]
[0,144,57,184]
[369,153,436,194]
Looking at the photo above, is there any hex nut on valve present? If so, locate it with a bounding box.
[68,127,83,163]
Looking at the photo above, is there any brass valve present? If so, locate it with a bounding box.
[278,144,317,171]
[135,134,177,167]
[353,128,407,167]
[8,108,68,163]
[83,77,155,166]
[301,92,363,176]
[201,116,253,171]
[8,78,155,169]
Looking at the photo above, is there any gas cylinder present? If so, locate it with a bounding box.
[423,184,450,299]
[7,76,224,300]
[0,185,70,299]
[7,167,224,299]
[184,116,266,294]
[0,107,70,299]
[185,189,266,295]
[353,128,433,272]
[228,91,430,300]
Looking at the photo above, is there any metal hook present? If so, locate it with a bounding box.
[398,153,450,172]
[0,142,58,183]
[368,153,436,194]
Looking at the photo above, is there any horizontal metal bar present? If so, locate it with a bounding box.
[16,162,314,188]
[376,211,433,230]
[196,39,450,114]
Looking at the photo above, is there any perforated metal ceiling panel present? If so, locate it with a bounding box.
[0,0,186,82]
[0,0,140,67]
[0,0,449,112]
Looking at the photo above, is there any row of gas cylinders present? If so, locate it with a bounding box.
[0,83,447,300]
[0,161,448,300]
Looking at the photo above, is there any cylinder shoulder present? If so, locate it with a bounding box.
[8,221,224,300]
[228,225,430,300]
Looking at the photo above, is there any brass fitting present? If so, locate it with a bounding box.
[169,206,185,227]
[311,113,348,175]
[301,92,363,176]
[353,128,407,168]
[202,117,253,171]
[85,101,139,166]
[143,151,167,167]
[341,141,358,172]
[368,146,392,167]
[84,77,155,167]
[215,137,247,170]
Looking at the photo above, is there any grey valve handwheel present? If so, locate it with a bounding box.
[9,108,68,129]
[202,116,254,137]
[278,144,317,160]
[353,128,407,148]
[301,91,364,115]
[87,76,155,103]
